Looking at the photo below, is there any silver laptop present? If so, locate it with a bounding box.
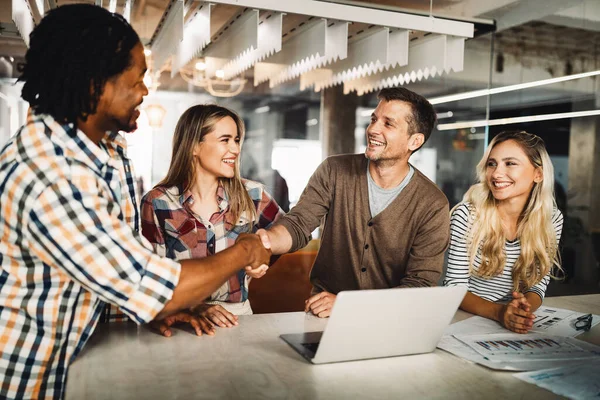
[280,286,467,364]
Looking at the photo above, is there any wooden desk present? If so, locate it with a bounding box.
[66,295,600,399]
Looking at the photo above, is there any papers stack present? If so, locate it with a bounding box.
[438,306,600,399]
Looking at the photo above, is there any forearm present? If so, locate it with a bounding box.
[399,202,449,289]
[525,292,543,312]
[397,260,444,288]
[156,240,262,319]
[396,273,439,288]
[459,291,503,322]
[265,224,293,255]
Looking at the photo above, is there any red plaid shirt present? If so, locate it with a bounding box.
[140,180,284,303]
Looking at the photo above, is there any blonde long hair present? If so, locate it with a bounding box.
[456,131,561,290]
[157,104,256,225]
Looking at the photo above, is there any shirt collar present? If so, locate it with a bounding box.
[38,113,126,172]
[178,181,230,212]
[103,131,129,158]
[216,183,229,212]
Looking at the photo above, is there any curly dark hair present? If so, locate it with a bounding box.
[19,4,140,124]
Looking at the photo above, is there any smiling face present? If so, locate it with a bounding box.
[193,116,241,180]
[365,100,424,165]
[95,42,148,133]
[486,139,543,205]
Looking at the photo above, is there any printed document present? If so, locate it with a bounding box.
[514,359,600,400]
[438,307,600,371]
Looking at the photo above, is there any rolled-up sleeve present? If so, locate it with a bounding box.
[26,179,180,324]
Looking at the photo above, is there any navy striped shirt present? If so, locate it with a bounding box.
[444,202,563,302]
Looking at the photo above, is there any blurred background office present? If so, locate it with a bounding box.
[1,0,598,298]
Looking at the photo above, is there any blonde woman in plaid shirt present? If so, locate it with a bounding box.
[141,105,285,337]
[0,5,270,399]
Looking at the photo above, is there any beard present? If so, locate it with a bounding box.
[113,109,141,133]
[365,148,406,168]
[364,151,378,161]
[364,146,383,162]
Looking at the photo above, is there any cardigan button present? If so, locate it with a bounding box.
[364,244,369,249]
[368,221,373,227]
[361,267,367,272]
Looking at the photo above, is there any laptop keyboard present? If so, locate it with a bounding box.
[301,342,320,354]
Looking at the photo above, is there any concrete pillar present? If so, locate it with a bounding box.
[567,114,600,284]
[568,116,600,233]
[320,85,358,157]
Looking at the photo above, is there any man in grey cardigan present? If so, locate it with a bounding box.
[256,87,450,317]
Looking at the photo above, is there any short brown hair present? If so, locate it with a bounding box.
[377,87,437,147]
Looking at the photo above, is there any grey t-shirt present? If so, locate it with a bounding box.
[367,163,414,217]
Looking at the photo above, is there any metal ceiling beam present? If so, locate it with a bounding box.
[543,14,600,32]
[542,1,600,32]
[490,0,585,32]
[318,0,495,25]
[439,0,518,20]
[204,0,474,38]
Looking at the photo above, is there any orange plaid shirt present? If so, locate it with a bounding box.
[0,114,180,399]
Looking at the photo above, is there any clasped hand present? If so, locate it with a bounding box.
[150,233,270,337]
[499,291,535,334]
[236,233,271,274]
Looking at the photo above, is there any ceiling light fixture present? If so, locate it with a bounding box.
[254,106,270,114]
[437,109,600,131]
[429,69,600,105]
[195,61,207,71]
[179,62,247,97]
[436,111,454,119]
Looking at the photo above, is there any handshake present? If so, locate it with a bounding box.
[236,230,273,279]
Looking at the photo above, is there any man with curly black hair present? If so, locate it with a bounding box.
[0,5,270,399]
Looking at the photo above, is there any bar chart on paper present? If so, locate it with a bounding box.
[530,307,600,337]
[453,333,600,363]
[532,308,572,330]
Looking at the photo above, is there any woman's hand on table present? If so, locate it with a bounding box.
[498,291,535,334]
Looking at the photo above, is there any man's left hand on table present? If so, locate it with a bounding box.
[305,291,337,318]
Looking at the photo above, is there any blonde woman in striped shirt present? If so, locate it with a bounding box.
[444,131,563,334]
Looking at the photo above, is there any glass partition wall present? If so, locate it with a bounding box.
[1,23,598,295]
